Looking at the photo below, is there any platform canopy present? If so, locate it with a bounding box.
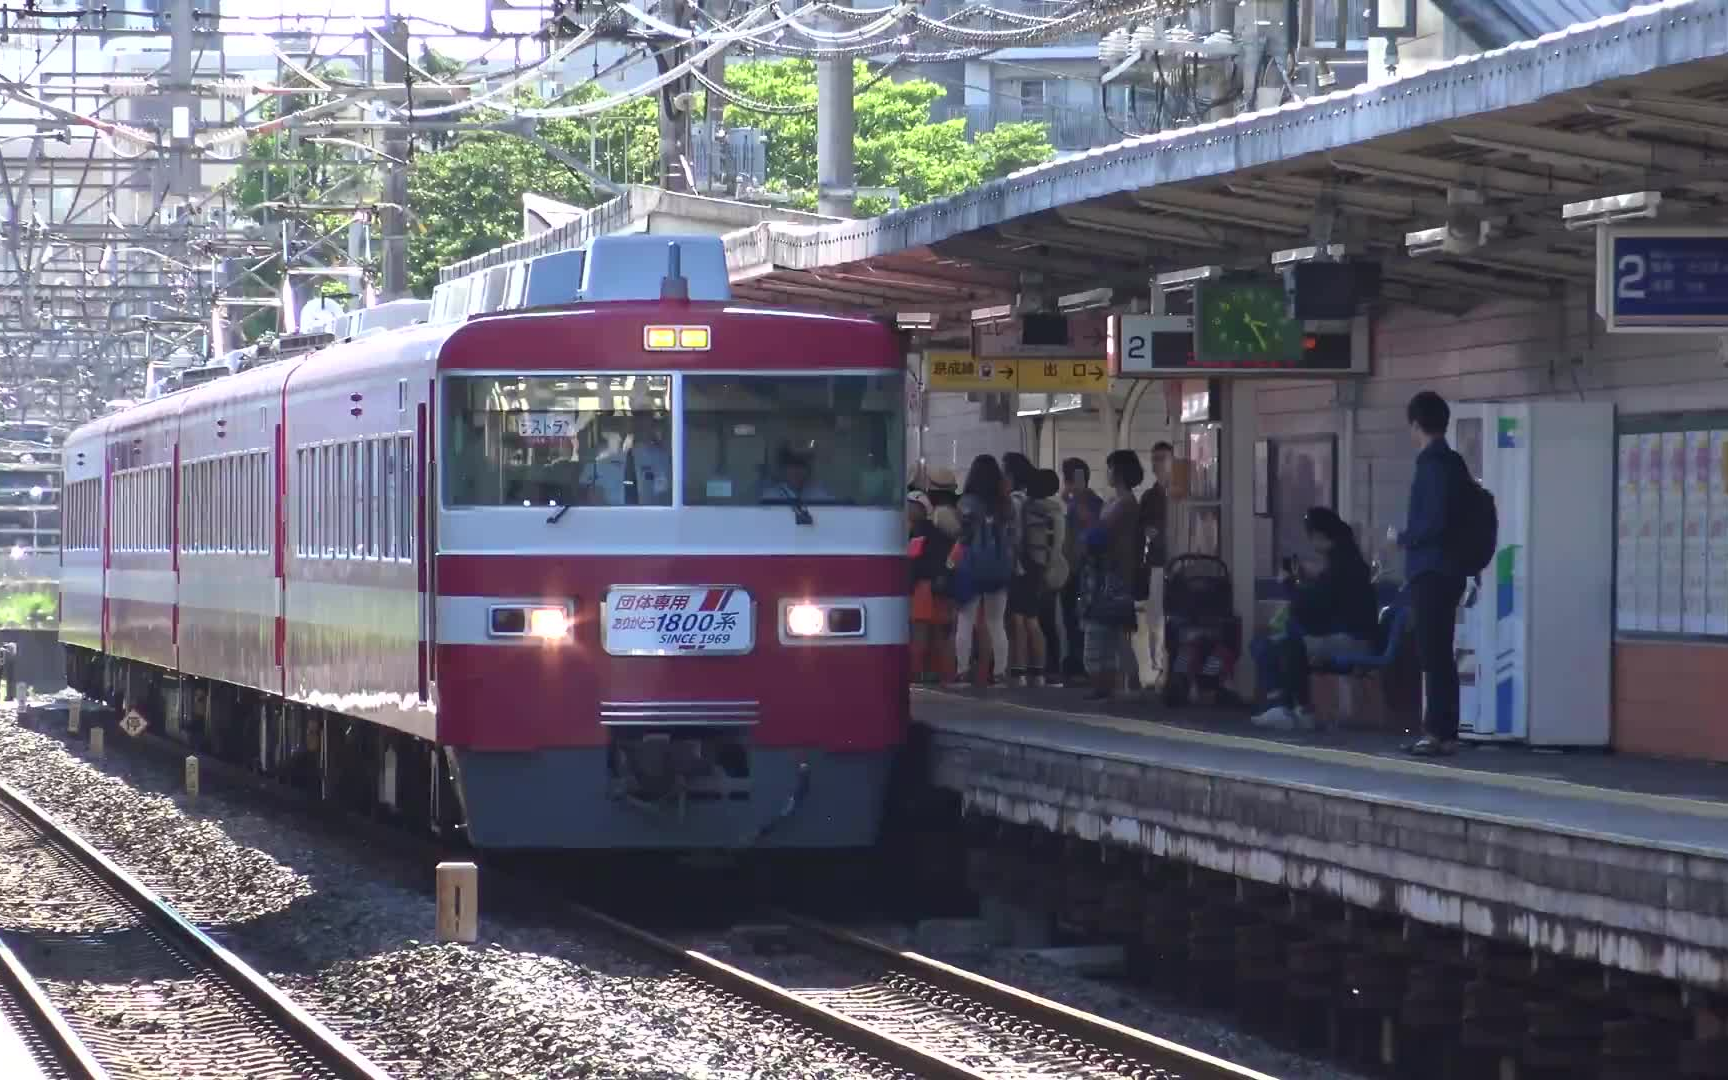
[722,0,1728,319]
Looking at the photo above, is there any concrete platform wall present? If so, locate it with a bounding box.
[927,726,1728,990]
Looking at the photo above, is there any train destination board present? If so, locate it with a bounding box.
[1600,227,1728,333]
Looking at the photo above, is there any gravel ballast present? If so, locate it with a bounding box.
[1,696,1369,1079]
[0,703,878,1080]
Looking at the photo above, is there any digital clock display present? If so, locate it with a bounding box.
[1191,281,1355,371]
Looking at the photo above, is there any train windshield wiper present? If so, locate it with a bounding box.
[546,502,572,524]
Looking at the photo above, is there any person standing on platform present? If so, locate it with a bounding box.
[1027,468,1067,688]
[1132,441,1174,698]
[1059,458,1103,685]
[1001,452,1043,686]
[947,455,1017,688]
[1079,449,1144,701]
[1397,391,1469,757]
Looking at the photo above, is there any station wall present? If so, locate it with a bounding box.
[914,380,1181,487]
[1260,292,1728,763]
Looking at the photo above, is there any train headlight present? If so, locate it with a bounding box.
[489,603,573,641]
[527,607,572,640]
[785,603,826,638]
[783,602,866,639]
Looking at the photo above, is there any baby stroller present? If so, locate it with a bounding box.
[1162,554,1242,707]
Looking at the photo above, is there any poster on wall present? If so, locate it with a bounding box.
[1616,434,1641,633]
[1685,431,1712,634]
[1272,435,1336,570]
[1638,431,1663,632]
[1660,431,1687,633]
[1712,432,1728,635]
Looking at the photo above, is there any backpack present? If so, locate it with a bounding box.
[1449,464,1499,577]
[1041,504,1069,592]
[957,514,1014,594]
[1020,497,1060,583]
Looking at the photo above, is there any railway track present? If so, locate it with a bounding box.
[581,904,1277,1080]
[0,778,391,1080]
[0,935,108,1079]
[13,702,1279,1079]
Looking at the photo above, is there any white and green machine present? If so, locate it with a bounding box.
[1448,401,1614,746]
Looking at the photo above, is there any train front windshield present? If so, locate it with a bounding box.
[442,373,904,509]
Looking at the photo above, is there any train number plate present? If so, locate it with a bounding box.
[603,586,754,656]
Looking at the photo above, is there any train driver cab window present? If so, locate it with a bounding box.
[442,375,673,508]
[682,374,905,507]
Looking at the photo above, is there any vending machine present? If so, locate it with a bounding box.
[1448,402,1614,746]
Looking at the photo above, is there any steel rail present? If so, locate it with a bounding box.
[781,913,1282,1080]
[0,778,394,1080]
[0,937,110,1080]
[565,899,993,1080]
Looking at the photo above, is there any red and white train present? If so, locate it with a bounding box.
[60,235,911,850]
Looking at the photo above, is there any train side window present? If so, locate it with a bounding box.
[299,448,311,557]
[380,438,394,561]
[353,440,366,558]
[363,440,376,558]
[202,459,212,553]
[322,445,332,557]
[236,456,247,553]
[253,452,263,554]
[258,451,268,556]
[338,443,351,557]
[398,434,412,560]
[240,456,249,553]
[189,464,197,553]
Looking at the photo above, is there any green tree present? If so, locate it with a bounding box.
[403,90,660,295]
[231,60,1057,305]
[722,60,1055,213]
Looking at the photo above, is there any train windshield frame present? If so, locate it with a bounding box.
[440,370,905,511]
[681,372,903,508]
[441,374,674,508]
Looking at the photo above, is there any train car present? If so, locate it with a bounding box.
[62,234,910,851]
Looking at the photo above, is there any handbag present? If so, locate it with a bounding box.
[1082,561,1136,625]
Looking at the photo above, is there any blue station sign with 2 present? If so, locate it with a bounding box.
[1599,226,1728,333]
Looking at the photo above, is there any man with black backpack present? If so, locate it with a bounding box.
[1397,391,1497,757]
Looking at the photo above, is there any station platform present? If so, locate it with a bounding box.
[912,687,1728,990]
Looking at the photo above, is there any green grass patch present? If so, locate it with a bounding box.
[0,589,54,627]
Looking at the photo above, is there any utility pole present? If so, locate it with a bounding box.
[816,0,855,217]
[656,0,693,193]
[167,0,198,200]
[381,15,411,300]
[702,0,725,194]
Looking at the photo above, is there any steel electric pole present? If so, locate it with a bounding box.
[381,15,412,299]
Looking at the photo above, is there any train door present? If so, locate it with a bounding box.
[100,442,113,655]
[415,398,432,702]
[273,421,287,697]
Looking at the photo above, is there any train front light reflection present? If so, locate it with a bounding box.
[527,607,572,640]
[785,603,826,638]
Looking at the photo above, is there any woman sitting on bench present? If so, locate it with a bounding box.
[1253,507,1379,732]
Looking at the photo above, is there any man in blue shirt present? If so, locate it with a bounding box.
[1397,391,1468,756]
